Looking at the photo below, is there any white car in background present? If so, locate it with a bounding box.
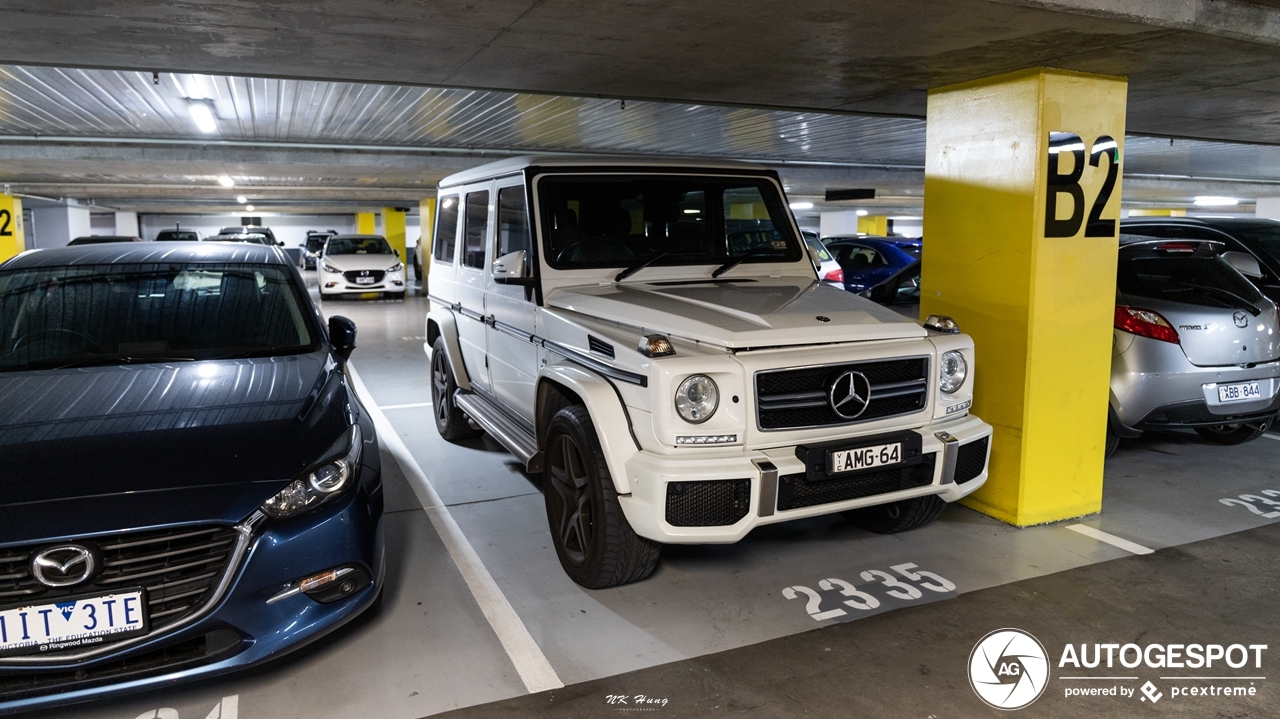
[317,234,407,299]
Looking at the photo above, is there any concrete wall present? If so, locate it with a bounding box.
[29,205,91,248]
[1257,197,1280,220]
[138,214,423,249]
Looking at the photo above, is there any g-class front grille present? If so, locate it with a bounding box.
[755,357,929,430]
[0,525,241,636]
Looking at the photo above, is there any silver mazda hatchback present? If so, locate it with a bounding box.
[1108,237,1280,453]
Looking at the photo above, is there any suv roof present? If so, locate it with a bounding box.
[3,242,287,270]
[1122,217,1280,232]
[438,155,770,190]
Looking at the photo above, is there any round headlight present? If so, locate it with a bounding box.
[939,350,967,394]
[310,459,350,493]
[675,374,719,424]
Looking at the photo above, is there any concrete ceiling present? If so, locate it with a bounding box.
[3,0,1280,143]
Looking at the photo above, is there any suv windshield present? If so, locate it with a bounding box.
[1118,250,1265,307]
[156,230,198,242]
[328,237,394,255]
[0,263,317,371]
[537,175,802,270]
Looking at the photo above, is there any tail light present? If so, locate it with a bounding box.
[1115,306,1179,344]
[823,268,844,283]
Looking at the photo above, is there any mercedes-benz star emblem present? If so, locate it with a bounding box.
[1234,311,1249,328]
[31,545,96,587]
[829,371,872,419]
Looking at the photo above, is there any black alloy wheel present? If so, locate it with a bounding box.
[1194,418,1272,445]
[542,405,660,588]
[430,336,481,441]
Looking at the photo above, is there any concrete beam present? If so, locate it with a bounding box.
[987,0,1280,47]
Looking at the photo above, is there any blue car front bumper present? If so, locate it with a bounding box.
[0,483,385,715]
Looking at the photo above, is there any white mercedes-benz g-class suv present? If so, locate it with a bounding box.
[425,157,992,588]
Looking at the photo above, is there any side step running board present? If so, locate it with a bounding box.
[453,391,542,472]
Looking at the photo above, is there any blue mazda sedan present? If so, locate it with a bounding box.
[0,243,384,711]
[823,236,922,293]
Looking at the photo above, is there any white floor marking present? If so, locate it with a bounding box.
[379,401,433,410]
[347,364,564,694]
[1066,524,1155,555]
[1262,433,1280,442]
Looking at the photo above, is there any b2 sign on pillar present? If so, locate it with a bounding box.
[1045,132,1121,239]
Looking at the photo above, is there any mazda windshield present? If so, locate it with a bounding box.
[537,175,803,271]
[328,237,394,255]
[0,263,318,371]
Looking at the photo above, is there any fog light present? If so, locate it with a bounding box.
[325,282,339,288]
[392,280,404,286]
[266,565,372,605]
[676,434,737,445]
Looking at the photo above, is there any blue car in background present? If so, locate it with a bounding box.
[0,243,384,712]
[823,236,922,293]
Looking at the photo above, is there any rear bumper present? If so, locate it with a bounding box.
[618,413,992,544]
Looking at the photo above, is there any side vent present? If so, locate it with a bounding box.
[588,335,615,359]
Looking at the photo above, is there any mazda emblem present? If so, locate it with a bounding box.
[829,371,872,419]
[31,545,96,587]
[1234,311,1248,328]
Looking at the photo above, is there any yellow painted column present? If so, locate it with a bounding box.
[355,212,376,235]
[0,194,25,262]
[922,68,1127,526]
[383,207,407,263]
[857,215,888,235]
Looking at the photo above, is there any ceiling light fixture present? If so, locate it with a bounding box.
[789,201,813,210]
[245,205,255,212]
[189,103,217,133]
[218,176,234,188]
[856,209,868,216]
[1193,196,1239,206]
[236,195,247,204]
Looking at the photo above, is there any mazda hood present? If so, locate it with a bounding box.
[322,253,402,272]
[546,278,927,348]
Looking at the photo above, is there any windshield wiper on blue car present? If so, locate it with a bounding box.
[712,249,763,278]
[615,252,670,282]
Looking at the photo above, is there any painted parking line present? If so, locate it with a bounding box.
[380,401,433,410]
[348,363,565,694]
[1262,433,1280,442]
[1066,524,1155,555]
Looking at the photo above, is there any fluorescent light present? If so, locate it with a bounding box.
[1194,196,1238,206]
[236,195,247,204]
[218,176,234,188]
[789,201,813,210]
[683,208,701,214]
[245,205,255,212]
[189,103,217,133]
[856,210,868,216]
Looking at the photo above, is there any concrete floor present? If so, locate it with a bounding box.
[31,284,1280,719]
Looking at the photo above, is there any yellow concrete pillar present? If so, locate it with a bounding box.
[355,212,376,235]
[0,194,25,263]
[383,207,407,263]
[1128,209,1186,217]
[857,215,888,235]
[922,68,1127,526]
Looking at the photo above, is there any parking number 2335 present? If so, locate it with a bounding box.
[1045,132,1120,239]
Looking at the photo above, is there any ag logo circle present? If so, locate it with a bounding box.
[968,628,1050,710]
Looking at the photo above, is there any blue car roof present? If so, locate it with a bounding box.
[1,241,290,270]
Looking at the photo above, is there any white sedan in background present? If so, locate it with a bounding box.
[317,234,407,299]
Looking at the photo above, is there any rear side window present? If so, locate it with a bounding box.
[497,186,531,259]
[434,196,459,264]
[463,191,490,270]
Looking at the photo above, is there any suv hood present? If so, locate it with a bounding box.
[546,278,926,348]
[0,352,350,540]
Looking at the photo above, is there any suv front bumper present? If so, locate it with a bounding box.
[618,414,992,543]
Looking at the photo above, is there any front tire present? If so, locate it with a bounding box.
[1105,424,1121,457]
[430,337,482,441]
[845,494,947,534]
[1194,418,1272,445]
[543,406,659,589]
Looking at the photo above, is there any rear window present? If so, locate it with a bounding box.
[0,263,317,371]
[1117,253,1264,306]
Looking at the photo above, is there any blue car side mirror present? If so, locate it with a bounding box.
[329,315,357,360]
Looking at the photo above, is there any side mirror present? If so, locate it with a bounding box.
[329,315,357,361]
[1223,251,1263,279]
[867,283,892,303]
[492,250,530,284]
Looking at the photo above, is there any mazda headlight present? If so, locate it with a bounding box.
[674,374,719,424]
[262,425,362,519]
[939,350,967,394]
[387,262,404,272]
[322,263,341,274]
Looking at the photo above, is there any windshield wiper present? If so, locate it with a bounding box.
[615,252,670,282]
[1170,283,1261,316]
[712,249,762,278]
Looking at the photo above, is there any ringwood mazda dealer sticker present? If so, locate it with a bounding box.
[969,628,1268,709]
